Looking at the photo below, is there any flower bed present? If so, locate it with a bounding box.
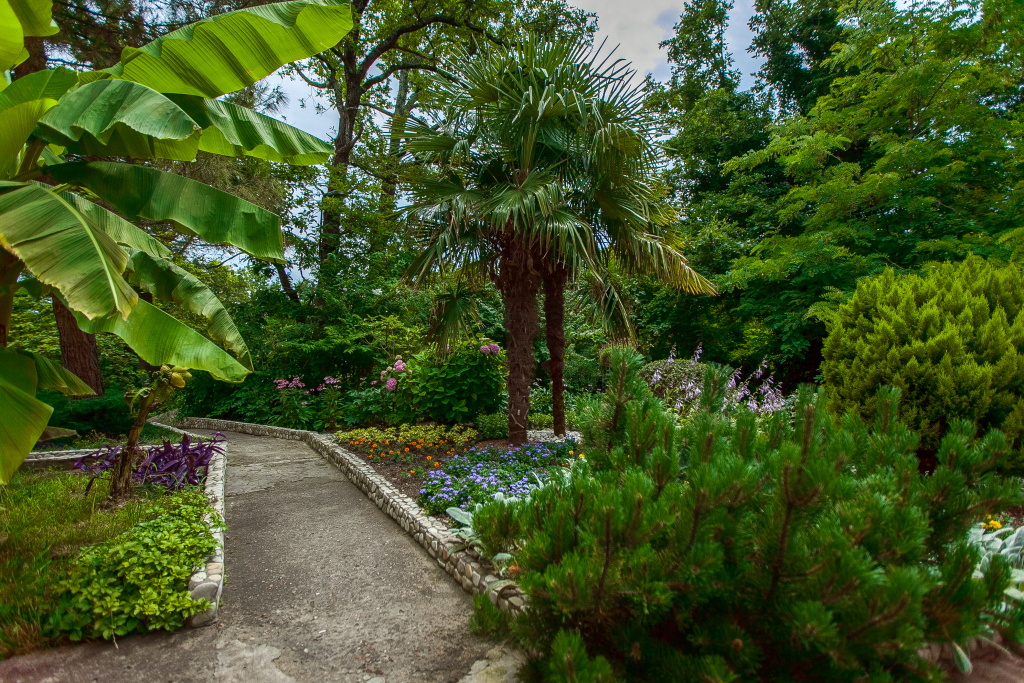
[419,441,578,514]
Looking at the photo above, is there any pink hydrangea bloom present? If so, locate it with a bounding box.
[480,345,491,354]
[386,377,398,391]
[488,343,500,354]
[371,380,378,386]
[394,360,406,372]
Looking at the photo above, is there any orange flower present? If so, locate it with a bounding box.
[426,456,432,461]
[434,462,440,468]
[409,469,415,475]
[404,447,409,452]
[389,450,394,455]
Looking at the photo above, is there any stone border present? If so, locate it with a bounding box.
[145,419,227,628]
[172,416,529,615]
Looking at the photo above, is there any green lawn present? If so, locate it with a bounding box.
[31,424,181,453]
[0,469,189,657]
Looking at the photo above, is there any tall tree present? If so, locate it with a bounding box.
[403,38,711,441]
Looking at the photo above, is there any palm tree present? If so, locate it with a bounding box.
[402,37,714,441]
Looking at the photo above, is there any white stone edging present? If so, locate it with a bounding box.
[171,416,530,615]
[148,419,227,628]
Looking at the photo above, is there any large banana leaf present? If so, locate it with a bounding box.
[60,190,172,258]
[18,349,95,396]
[169,95,332,165]
[37,80,202,161]
[0,98,56,179]
[0,345,52,484]
[1,0,58,73]
[91,0,353,99]
[74,298,250,382]
[0,67,77,114]
[0,182,137,319]
[126,250,252,368]
[47,162,283,261]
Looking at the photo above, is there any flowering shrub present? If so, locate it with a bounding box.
[394,337,506,423]
[313,376,343,431]
[418,440,577,515]
[273,376,311,428]
[641,344,785,419]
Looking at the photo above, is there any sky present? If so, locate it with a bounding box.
[270,0,765,142]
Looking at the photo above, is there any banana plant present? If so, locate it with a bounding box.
[0,0,353,485]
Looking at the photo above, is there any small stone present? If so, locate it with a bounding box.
[207,574,223,584]
[461,576,473,592]
[472,572,481,587]
[367,678,385,683]
[189,573,207,591]
[488,591,499,606]
[509,596,524,608]
[191,581,219,602]
[189,606,217,628]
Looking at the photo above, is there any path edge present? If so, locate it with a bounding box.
[165,414,529,616]
[148,418,227,628]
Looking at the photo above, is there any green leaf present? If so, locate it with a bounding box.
[38,425,77,441]
[447,507,474,527]
[102,0,353,98]
[168,95,332,165]
[37,80,202,161]
[125,250,252,369]
[1,0,58,73]
[73,298,250,382]
[47,162,283,261]
[952,643,973,674]
[0,182,137,320]
[0,345,52,484]
[16,349,95,396]
[60,191,172,258]
[0,68,77,115]
[0,98,55,179]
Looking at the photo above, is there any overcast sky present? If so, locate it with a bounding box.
[271,0,764,143]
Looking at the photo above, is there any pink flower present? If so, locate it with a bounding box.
[371,380,378,386]
[394,360,406,372]
[360,377,367,381]
[386,377,397,391]
[380,370,387,379]
[480,345,491,354]
[488,343,500,354]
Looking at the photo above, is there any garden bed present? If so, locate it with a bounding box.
[334,427,580,516]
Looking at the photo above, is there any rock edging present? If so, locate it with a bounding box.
[171,416,530,615]
[147,420,227,628]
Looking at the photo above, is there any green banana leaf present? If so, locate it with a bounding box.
[48,162,283,261]
[74,298,250,382]
[1,0,58,73]
[37,80,202,161]
[0,182,137,320]
[169,95,332,165]
[0,98,56,179]
[126,250,252,369]
[60,190,172,258]
[0,345,52,484]
[91,0,352,99]
[0,67,77,114]
[17,349,95,396]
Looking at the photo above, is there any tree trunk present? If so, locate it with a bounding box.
[109,388,156,502]
[52,296,104,396]
[274,263,300,302]
[13,36,47,79]
[543,261,568,436]
[494,238,541,443]
[0,248,24,348]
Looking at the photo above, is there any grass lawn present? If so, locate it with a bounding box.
[0,469,191,657]
[31,423,180,452]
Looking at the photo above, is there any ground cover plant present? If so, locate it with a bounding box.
[0,471,214,656]
[418,440,578,515]
[471,345,1024,682]
[74,433,225,491]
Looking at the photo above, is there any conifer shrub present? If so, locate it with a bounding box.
[821,257,1024,452]
[473,345,1024,682]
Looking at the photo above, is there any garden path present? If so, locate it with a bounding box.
[0,430,510,683]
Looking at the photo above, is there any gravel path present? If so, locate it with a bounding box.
[0,430,496,683]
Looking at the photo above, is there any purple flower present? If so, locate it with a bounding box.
[371,380,378,386]
[488,343,500,354]
[394,360,407,372]
[480,345,491,354]
[386,377,397,391]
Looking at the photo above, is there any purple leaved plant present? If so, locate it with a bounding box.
[74,433,225,492]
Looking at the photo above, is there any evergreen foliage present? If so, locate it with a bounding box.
[475,345,1024,682]
[822,257,1024,452]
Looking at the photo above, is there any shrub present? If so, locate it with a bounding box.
[176,371,277,425]
[74,434,224,490]
[529,413,554,429]
[393,337,506,423]
[822,257,1024,451]
[50,489,221,640]
[38,386,134,437]
[476,345,1024,682]
[476,412,508,440]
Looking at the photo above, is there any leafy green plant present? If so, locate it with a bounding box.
[822,257,1024,452]
[313,377,343,431]
[476,345,1024,682]
[394,337,505,423]
[476,412,508,440]
[529,413,554,429]
[273,376,313,429]
[49,488,221,640]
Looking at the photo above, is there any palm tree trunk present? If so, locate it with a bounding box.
[494,239,541,443]
[109,387,156,501]
[52,296,104,396]
[0,248,23,349]
[543,262,568,436]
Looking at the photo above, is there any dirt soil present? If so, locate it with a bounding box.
[0,430,492,683]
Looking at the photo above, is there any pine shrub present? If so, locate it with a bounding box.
[474,345,1024,682]
[822,257,1024,452]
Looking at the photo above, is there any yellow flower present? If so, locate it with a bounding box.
[569,450,574,455]
[578,454,584,459]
